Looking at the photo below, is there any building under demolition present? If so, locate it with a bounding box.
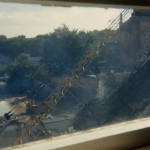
[101,10,150,73]
[120,10,150,71]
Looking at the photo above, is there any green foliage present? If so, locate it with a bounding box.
[6,53,33,94]
[16,53,31,67]
[41,25,95,76]
[0,65,4,76]
[0,25,117,95]
[0,35,44,58]
[0,26,114,76]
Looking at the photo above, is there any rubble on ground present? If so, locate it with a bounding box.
[73,60,150,130]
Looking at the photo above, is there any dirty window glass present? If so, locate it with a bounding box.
[0,2,149,148]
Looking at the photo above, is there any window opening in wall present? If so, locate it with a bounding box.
[0,1,150,149]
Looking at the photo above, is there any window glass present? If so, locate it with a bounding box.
[0,2,150,148]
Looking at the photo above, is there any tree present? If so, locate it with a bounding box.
[0,35,7,42]
[16,53,31,67]
[0,65,4,76]
[41,26,89,76]
[6,53,33,94]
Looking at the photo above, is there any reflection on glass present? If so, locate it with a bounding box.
[0,2,150,149]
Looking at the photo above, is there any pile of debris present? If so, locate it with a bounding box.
[73,60,150,130]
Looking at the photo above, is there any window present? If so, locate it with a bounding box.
[0,1,150,149]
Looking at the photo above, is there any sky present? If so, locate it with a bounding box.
[0,2,124,38]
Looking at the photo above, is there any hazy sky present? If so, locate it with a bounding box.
[0,2,124,38]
